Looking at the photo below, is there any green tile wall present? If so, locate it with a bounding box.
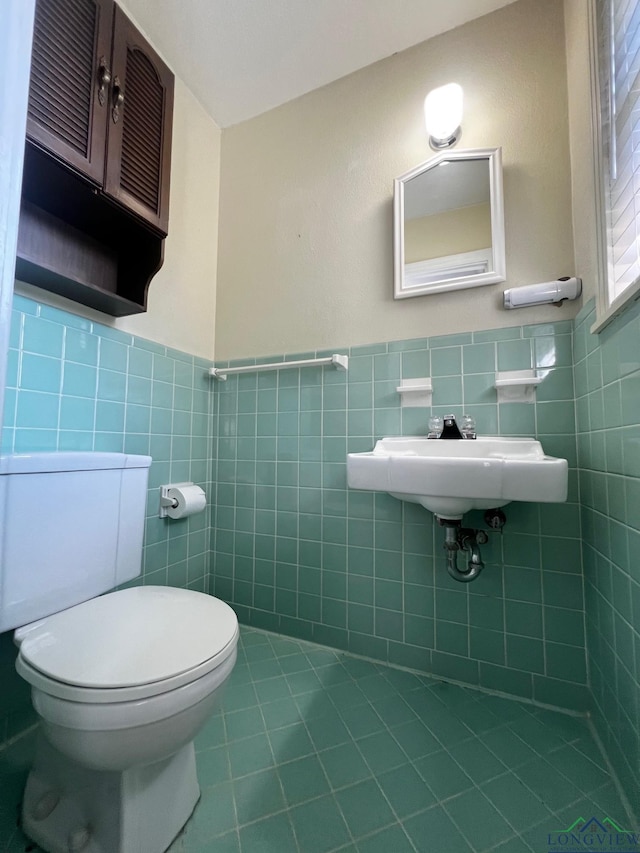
[210,320,589,711]
[5,289,638,820]
[0,292,213,747]
[574,298,640,820]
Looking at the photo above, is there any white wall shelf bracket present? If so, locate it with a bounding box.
[495,369,542,403]
[396,377,433,407]
[209,353,348,381]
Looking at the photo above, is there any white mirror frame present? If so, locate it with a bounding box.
[393,147,506,299]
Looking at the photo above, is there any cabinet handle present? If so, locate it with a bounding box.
[112,76,125,123]
[97,56,111,107]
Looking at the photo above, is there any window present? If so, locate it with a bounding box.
[592,0,640,328]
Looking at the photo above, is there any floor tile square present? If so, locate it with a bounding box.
[285,669,323,696]
[382,667,427,692]
[377,763,436,818]
[341,658,382,680]
[225,706,265,742]
[319,742,372,789]
[453,701,503,735]
[268,722,315,763]
[530,708,588,743]
[305,649,341,668]
[448,737,507,784]
[260,696,303,731]
[422,710,475,746]
[338,703,387,740]
[222,682,259,713]
[389,719,441,760]
[305,711,352,751]
[186,780,236,841]
[444,787,515,851]
[289,794,351,853]
[475,693,532,723]
[355,823,415,852]
[519,811,562,851]
[370,694,416,727]
[268,637,303,656]
[233,767,286,825]
[197,744,231,786]
[413,750,474,801]
[543,743,611,795]
[194,713,226,750]
[229,732,274,778]
[238,813,296,852]
[182,828,240,852]
[294,690,336,720]
[253,675,292,704]
[314,662,352,687]
[335,778,395,838]
[356,673,398,702]
[508,715,566,754]
[481,772,552,832]
[248,658,283,680]
[516,756,583,811]
[403,804,475,852]
[490,836,532,852]
[482,727,538,769]
[326,680,368,711]
[278,754,331,806]
[279,652,313,674]
[356,730,408,774]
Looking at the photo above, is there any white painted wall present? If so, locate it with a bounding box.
[0,0,35,435]
[215,0,577,360]
[116,77,221,359]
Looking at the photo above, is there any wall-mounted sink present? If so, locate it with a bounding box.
[347,436,568,520]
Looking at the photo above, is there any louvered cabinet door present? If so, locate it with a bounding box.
[105,7,174,235]
[27,0,114,185]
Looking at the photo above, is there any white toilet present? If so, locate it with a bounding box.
[0,452,239,853]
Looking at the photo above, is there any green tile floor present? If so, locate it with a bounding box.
[1,627,635,853]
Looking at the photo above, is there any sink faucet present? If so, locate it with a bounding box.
[440,414,463,439]
[437,414,476,440]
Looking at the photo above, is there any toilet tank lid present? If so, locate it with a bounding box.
[0,452,152,474]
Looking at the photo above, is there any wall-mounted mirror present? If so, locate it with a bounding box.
[394,147,505,299]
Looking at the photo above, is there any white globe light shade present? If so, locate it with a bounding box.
[424,83,463,146]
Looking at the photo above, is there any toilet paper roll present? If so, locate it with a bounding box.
[166,485,206,519]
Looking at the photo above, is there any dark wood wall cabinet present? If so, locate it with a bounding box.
[17,0,174,316]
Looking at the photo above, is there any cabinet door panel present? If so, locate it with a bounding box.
[27,0,114,185]
[105,7,173,235]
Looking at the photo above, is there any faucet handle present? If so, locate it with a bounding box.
[461,414,476,439]
[428,415,443,439]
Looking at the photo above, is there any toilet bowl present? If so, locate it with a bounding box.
[15,586,239,853]
[0,452,239,853]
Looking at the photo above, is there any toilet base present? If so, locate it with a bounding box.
[21,732,200,853]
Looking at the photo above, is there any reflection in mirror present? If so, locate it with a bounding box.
[394,148,505,299]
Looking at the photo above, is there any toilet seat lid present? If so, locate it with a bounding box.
[17,587,238,689]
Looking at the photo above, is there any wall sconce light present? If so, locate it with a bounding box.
[424,83,463,150]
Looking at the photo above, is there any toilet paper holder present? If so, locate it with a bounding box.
[159,482,207,519]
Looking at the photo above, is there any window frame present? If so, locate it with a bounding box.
[590,0,640,332]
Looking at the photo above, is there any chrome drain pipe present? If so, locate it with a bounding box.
[442,522,487,583]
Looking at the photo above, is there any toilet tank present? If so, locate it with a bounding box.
[0,452,152,633]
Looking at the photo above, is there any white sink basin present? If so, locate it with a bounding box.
[347,436,568,520]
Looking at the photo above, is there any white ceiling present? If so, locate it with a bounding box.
[122,0,519,127]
